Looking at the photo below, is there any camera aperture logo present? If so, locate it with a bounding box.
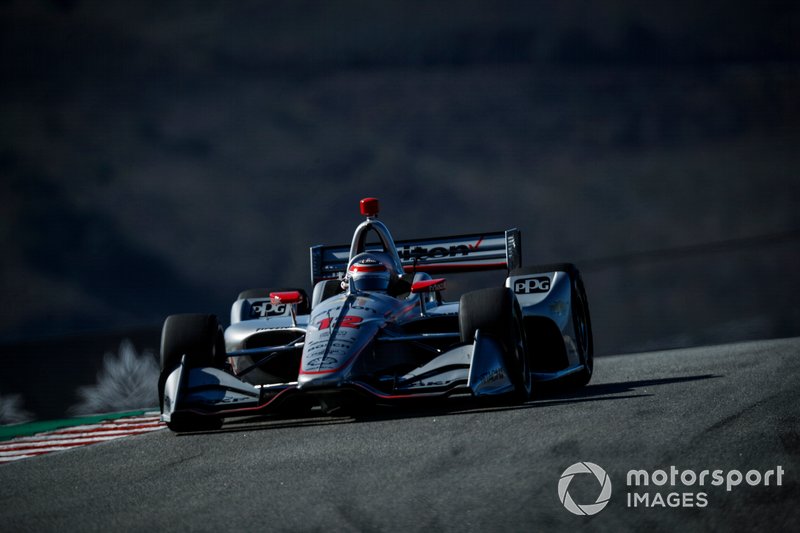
[558,462,785,515]
[558,462,612,516]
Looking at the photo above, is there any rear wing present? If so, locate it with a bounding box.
[310,229,522,284]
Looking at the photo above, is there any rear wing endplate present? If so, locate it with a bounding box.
[310,229,521,284]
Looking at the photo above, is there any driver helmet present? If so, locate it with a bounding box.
[346,253,398,292]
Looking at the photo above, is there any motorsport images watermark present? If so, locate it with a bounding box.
[558,463,785,515]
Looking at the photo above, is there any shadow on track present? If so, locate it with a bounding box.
[538,373,722,400]
[171,373,722,437]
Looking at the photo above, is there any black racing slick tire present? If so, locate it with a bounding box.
[158,313,226,432]
[164,412,223,433]
[569,273,593,386]
[459,287,532,402]
[160,313,226,372]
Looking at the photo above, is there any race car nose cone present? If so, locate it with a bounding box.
[360,197,379,217]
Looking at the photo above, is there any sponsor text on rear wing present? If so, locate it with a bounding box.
[310,229,521,284]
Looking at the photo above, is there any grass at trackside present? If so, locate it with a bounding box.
[0,409,160,442]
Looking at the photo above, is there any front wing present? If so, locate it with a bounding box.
[161,331,514,423]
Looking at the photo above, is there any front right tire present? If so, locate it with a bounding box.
[158,313,226,432]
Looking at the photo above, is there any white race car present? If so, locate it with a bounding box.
[159,198,593,431]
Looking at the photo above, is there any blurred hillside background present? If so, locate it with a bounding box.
[1,0,798,363]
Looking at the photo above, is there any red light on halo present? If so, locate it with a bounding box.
[360,197,380,217]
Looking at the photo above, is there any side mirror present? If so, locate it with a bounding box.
[269,291,304,326]
[269,291,304,305]
[410,278,446,294]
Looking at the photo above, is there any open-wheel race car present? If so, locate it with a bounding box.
[159,198,593,432]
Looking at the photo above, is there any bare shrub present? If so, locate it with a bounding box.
[69,340,160,415]
[0,393,34,426]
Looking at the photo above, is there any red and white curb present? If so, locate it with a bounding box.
[0,413,165,464]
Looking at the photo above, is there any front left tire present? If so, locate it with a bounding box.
[459,287,532,401]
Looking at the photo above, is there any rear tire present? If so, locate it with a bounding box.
[459,287,531,401]
[310,280,345,309]
[511,263,578,278]
[569,274,593,386]
[158,313,226,432]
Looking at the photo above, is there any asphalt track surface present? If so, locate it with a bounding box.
[1,338,798,532]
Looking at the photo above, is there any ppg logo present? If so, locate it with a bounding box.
[513,276,551,294]
[250,301,288,318]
